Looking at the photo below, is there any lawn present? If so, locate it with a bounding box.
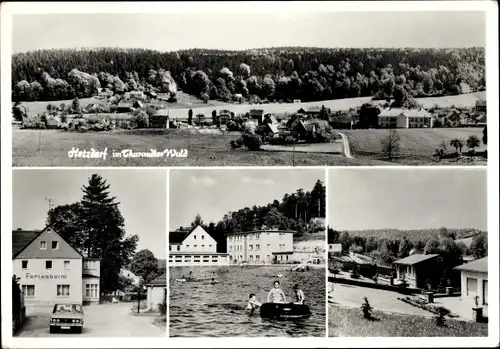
[341,128,487,165]
[329,305,488,337]
[12,129,390,167]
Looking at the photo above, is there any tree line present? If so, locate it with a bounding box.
[176,179,326,252]
[46,174,141,294]
[328,227,487,265]
[12,47,485,103]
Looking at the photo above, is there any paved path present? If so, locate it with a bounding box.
[16,303,165,337]
[338,133,353,158]
[328,282,433,317]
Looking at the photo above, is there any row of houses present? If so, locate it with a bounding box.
[169,225,324,266]
[328,243,488,306]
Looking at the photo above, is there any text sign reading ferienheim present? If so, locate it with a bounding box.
[25,273,68,280]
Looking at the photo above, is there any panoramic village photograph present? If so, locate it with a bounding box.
[11,169,167,337]
[168,169,326,337]
[327,168,488,337]
[11,11,487,167]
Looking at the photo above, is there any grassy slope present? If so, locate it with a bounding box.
[329,305,488,337]
[342,128,486,165]
[12,129,391,167]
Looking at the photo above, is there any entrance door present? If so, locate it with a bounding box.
[466,277,478,297]
[483,280,488,305]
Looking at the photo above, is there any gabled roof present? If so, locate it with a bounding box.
[147,273,166,287]
[393,253,440,266]
[12,229,41,257]
[267,124,279,134]
[454,256,488,273]
[12,226,84,259]
[249,109,264,115]
[306,106,322,112]
[169,225,216,244]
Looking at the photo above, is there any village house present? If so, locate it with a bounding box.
[218,110,232,125]
[459,82,472,94]
[12,226,100,306]
[393,254,447,289]
[259,123,280,138]
[129,90,145,99]
[151,109,170,129]
[328,243,342,257]
[233,93,243,102]
[378,108,434,128]
[262,113,278,125]
[286,113,307,130]
[475,99,486,113]
[169,226,229,266]
[117,101,132,113]
[249,109,265,124]
[133,100,144,109]
[97,88,113,98]
[145,273,167,311]
[144,91,157,99]
[454,256,488,306]
[226,230,295,265]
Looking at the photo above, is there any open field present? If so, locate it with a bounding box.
[328,305,488,337]
[341,127,487,165]
[12,129,392,167]
[19,91,486,119]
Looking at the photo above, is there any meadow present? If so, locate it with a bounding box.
[341,127,486,165]
[12,129,391,167]
[329,305,488,337]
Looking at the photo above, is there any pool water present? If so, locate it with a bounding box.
[169,265,326,337]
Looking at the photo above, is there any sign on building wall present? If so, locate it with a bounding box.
[23,273,68,280]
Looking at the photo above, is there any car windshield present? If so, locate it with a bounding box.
[54,304,82,313]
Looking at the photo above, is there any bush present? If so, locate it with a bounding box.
[158,301,166,315]
[435,306,450,327]
[361,297,373,319]
[132,112,149,128]
[21,115,46,129]
[242,132,262,150]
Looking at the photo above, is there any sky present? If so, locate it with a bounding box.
[12,11,486,53]
[329,169,487,231]
[169,169,324,230]
[12,169,167,259]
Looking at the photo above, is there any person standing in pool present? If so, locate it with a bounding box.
[246,293,262,314]
[267,280,286,303]
[293,284,305,304]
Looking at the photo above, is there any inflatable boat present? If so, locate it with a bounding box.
[260,303,311,320]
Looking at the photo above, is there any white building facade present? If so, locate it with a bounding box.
[12,226,100,306]
[169,225,229,266]
[378,108,434,128]
[227,230,294,265]
[455,257,488,306]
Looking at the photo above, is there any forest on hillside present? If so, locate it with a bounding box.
[12,47,485,103]
[176,179,326,252]
[328,227,487,265]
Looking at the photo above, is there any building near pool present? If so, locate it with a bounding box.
[226,230,294,265]
[169,225,229,266]
[378,108,433,128]
[146,273,167,311]
[12,226,100,306]
[454,256,488,306]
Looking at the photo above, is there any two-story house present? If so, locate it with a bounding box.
[168,225,228,266]
[12,226,101,306]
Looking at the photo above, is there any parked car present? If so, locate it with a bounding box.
[49,303,84,333]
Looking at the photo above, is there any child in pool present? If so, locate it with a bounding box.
[246,293,262,312]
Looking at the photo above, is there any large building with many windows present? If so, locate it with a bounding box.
[168,225,229,266]
[12,226,100,306]
[226,230,295,265]
[378,108,434,128]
